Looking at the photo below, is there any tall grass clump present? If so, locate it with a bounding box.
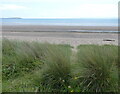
[38,44,72,92]
[2,39,51,79]
[3,39,119,92]
[2,39,20,79]
[2,39,72,92]
[75,45,118,92]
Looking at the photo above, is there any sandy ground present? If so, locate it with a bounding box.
[2,25,118,32]
[2,25,118,47]
[2,31,118,47]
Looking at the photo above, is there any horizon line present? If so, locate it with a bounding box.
[1,17,118,19]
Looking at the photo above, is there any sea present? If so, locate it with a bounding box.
[1,18,118,32]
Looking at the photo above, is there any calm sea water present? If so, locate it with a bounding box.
[1,18,118,26]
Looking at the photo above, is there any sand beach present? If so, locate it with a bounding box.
[2,25,118,47]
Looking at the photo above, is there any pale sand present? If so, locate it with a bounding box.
[2,25,118,47]
[2,31,118,47]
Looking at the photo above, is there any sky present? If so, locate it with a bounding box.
[0,0,119,18]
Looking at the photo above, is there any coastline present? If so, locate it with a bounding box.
[2,25,118,47]
[2,25,118,32]
[2,31,118,47]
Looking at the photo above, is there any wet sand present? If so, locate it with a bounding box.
[2,25,118,32]
[2,25,118,47]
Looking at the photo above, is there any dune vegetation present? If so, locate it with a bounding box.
[2,39,119,92]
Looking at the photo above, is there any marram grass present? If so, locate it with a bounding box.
[76,45,118,92]
[38,45,71,92]
[2,39,119,92]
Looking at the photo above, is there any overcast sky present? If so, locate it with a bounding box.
[0,0,119,18]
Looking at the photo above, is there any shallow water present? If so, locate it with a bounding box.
[1,18,118,26]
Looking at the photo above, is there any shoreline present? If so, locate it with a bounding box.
[2,25,118,47]
[2,31,118,47]
[2,25,118,32]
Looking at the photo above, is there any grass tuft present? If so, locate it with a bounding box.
[2,39,119,92]
[38,44,71,92]
[76,45,118,92]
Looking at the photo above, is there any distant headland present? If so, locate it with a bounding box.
[2,17,22,19]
